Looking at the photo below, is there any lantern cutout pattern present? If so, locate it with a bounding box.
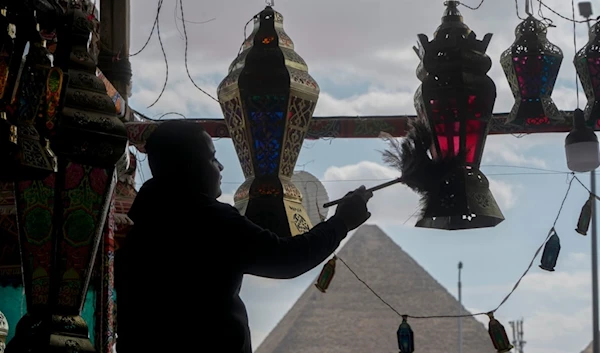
[0,9,58,182]
[539,228,561,272]
[7,3,128,353]
[576,194,594,235]
[488,312,514,353]
[413,0,504,230]
[315,256,336,293]
[575,20,600,128]
[397,316,415,353]
[217,5,319,237]
[0,311,7,353]
[500,15,563,126]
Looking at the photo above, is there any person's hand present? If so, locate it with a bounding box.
[334,185,373,231]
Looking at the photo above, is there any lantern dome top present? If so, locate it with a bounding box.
[434,0,470,37]
[514,15,548,39]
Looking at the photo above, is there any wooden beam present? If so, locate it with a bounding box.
[124,111,581,152]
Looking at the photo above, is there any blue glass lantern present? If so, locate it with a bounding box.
[217,6,320,237]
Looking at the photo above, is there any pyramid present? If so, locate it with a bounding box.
[582,340,596,353]
[255,224,496,353]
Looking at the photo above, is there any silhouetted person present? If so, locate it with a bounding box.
[115,120,372,353]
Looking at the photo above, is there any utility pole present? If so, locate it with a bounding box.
[578,3,599,353]
[458,261,463,353]
[509,319,526,353]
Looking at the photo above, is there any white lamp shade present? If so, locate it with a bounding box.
[566,140,600,172]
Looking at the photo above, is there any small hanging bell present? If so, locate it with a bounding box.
[315,256,336,293]
[539,228,561,272]
[397,315,415,353]
[576,194,594,235]
[487,312,514,353]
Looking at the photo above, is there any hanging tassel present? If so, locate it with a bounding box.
[397,315,415,353]
[539,228,561,272]
[576,194,594,235]
[315,256,336,293]
[487,312,514,353]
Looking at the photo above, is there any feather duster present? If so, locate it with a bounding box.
[379,118,465,216]
[322,118,465,210]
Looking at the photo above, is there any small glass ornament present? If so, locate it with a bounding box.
[539,228,560,272]
[487,312,514,353]
[397,315,414,353]
[576,194,594,235]
[315,256,336,293]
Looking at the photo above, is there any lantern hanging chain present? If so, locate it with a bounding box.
[333,176,576,320]
[457,0,485,10]
[178,0,220,104]
[535,0,594,23]
[146,0,169,108]
[572,0,580,109]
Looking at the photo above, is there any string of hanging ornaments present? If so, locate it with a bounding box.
[317,0,600,352]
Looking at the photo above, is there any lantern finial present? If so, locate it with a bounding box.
[435,0,470,36]
[217,6,319,237]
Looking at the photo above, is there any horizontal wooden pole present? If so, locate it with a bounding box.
[125,111,582,151]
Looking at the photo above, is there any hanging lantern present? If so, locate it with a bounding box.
[217,5,318,237]
[315,256,336,293]
[7,4,128,353]
[0,8,57,182]
[500,15,563,126]
[576,194,594,235]
[413,0,504,230]
[539,228,561,272]
[397,315,414,353]
[487,312,514,353]
[575,20,600,128]
[565,109,600,173]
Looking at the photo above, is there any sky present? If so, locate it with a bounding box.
[125,1,598,352]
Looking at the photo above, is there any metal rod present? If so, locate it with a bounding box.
[592,169,599,353]
[458,261,463,353]
[322,177,403,208]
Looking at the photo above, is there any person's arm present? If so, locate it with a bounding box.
[215,202,348,279]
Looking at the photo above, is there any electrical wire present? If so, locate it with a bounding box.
[335,175,577,320]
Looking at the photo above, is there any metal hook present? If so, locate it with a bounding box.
[266,0,274,6]
[525,0,532,16]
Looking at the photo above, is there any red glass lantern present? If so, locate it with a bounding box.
[501,15,563,126]
[413,0,504,230]
[575,20,600,128]
[217,6,319,237]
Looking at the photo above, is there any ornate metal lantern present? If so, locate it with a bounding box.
[7,2,128,352]
[0,6,58,182]
[575,20,600,128]
[413,0,504,230]
[500,15,563,126]
[217,5,319,237]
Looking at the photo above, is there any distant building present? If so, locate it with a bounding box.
[255,224,496,353]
